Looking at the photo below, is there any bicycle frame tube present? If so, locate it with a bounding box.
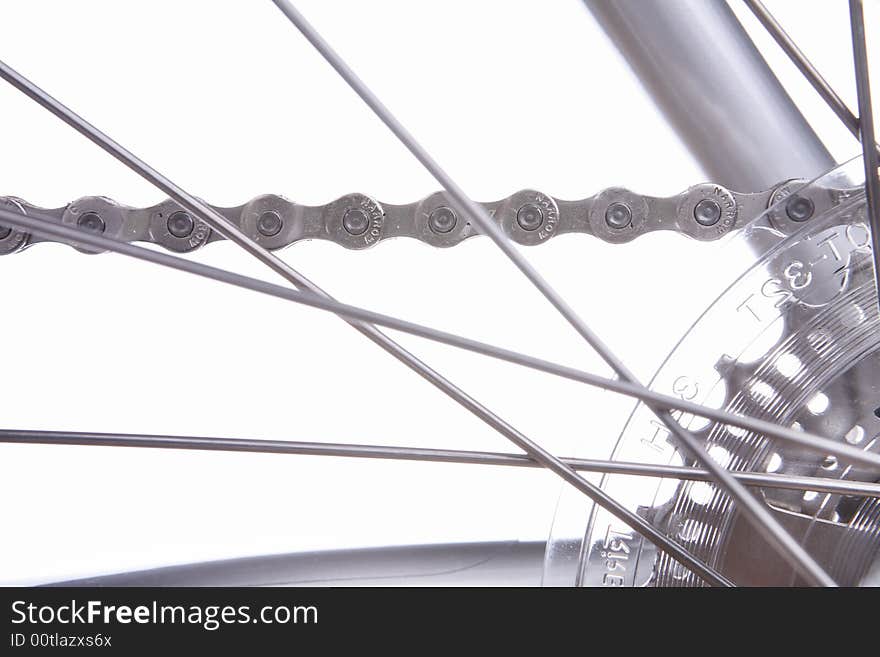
[582,0,835,191]
[2,1,859,588]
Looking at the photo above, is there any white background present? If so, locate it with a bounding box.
[0,0,874,584]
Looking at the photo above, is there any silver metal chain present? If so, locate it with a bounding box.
[1,180,850,256]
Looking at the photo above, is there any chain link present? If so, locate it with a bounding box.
[0,181,849,256]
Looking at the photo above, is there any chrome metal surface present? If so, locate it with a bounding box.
[0,0,876,588]
[6,192,880,475]
[552,162,880,587]
[0,53,733,584]
[272,0,836,586]
[0,185,775,256]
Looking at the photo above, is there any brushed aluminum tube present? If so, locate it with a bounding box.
[745,0,880,159]
[272,0,834,587]
[744,0,860,137]
[582,0,835,191]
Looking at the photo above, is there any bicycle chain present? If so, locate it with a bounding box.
[0,180,854,255]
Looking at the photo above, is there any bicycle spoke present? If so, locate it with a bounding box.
[4,428,879,498]
[850,0,880,315]
[271,0,836,586]
[0,61,731,587]
[745,0,880,158]
[5,206,879,474]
